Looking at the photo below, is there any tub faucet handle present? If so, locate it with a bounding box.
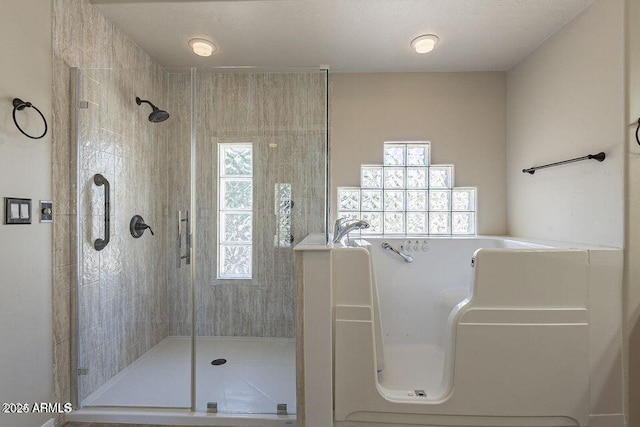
[382,241,413,263]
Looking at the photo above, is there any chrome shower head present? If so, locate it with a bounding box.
[135,96,170,123]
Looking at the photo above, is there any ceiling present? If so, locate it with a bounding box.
[92,0,594,72]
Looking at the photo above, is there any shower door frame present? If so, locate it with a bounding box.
[69,67,194,411]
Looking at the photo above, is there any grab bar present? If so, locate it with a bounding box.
[382,242,413,263]
[93,173,110,251]
[177,210,191,268]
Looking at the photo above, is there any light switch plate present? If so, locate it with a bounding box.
[4,197,32,224]
[40,200,53,223]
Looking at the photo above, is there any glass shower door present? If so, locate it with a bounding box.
[73,67,193,409]
[192,68,328,414]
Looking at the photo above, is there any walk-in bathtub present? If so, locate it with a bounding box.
[295,235,624,427]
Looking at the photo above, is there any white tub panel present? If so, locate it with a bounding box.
[459,307,587,324]
[472,249,589,308]
[334,316,589,425]
[332,247,386,371]
[332,247,374,307]
[451,323,589,419]
[586,250,624,416]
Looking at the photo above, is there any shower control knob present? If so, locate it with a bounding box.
[130,215,154,238]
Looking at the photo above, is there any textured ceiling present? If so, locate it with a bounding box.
[92,0,594,72]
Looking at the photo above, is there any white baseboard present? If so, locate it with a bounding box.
[40,418,55,427]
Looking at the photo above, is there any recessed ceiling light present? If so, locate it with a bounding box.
[410,34,439,54]
[189,38,216,57]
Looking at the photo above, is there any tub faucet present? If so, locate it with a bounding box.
[382,242,414,263]
[333,218,370,243]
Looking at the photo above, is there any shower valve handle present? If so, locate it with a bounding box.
[137,223,154,236]
[130,215,154,238]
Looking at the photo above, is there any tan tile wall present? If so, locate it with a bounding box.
[52,0,170,418]
[165,73,193,336]
[178,71,327,338]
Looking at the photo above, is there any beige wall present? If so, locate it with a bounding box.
[626,0,640,424]
[506,0,625,248]
[330,72,507,235]
[507,0,628,422]
[0,1,53,427]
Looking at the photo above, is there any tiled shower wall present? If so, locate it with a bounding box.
[52,0,170,418]
[165,73,192,336]
[165,71,327,338]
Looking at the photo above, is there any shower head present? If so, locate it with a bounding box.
[135,96,170,123]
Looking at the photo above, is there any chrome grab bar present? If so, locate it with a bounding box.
[93,174,110,251]
[177,210,191,268]
[382,242,413,263]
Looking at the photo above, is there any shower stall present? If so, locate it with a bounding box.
[70,66,328,420]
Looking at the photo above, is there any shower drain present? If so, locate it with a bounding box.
[211,358,227,366]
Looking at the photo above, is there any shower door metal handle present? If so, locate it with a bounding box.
[93,173,110,251]
[177,210,191,268]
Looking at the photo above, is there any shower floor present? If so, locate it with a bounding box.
[378,344,446,396]
[82,336,296,414]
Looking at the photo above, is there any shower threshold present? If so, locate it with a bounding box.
[66,407,296,426]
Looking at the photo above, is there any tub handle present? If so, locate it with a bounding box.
[382,242,413,263]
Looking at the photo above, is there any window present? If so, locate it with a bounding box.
[218,143,253,279]
[337,141,476,235]
[274,183,293,248]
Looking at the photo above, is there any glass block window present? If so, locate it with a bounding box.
[218,143,253,278]
[337,141,476,236]
[275,183,292,248]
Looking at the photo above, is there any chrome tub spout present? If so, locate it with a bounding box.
[382,242,413,263]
